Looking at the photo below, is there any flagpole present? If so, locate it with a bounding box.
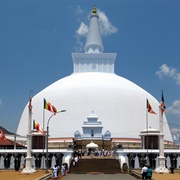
[22,91,36,174]
[43,99,45,170]
[43,98,58,171]
[43,98,45,134]
[155,91,169,173]
[146,99,149,164]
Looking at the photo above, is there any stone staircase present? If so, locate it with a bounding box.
[69,157,121,174]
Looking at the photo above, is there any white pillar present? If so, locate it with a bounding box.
[125,155,129,167]
[51,155,56,168]
[32,155,36,169]
[135,155,139,169]
[166,156,171,169]
[41,155,46,169]
[177,156,180,169]
[155,107,169,173]
[10,155,15,169]
[21,97,36,174]
[0,155,4,169]
[20,155,25,169]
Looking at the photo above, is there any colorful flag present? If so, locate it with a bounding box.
[44,99,57,113]
[160,91,166,113]
[0,129,6,141]
[147,99,156,114]
[33,120,45,134]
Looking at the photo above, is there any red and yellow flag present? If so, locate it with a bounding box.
[147,99,156,114]
[160,92,166,113]
[44,99,57,113]
[33,120,45,134]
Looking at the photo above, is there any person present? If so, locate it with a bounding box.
[52,164,59,179]
[72,159,76,167]
[146,166,152,180]
[61,164,66,176]
[74,156,79,167]
[56,165,60,177]
[141,164,147,179]
[77,149,82,158]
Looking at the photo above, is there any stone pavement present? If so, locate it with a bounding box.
[0,170,180,180]
[62,173,136,180]
[61,170,180,180]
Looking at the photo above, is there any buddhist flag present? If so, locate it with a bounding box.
[0,129,6,141]
[44,99,57,113]
[147,99,156,114]
[160,91,166,113]
[33,120,45,134]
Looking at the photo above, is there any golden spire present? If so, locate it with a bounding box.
[92,5,97,14]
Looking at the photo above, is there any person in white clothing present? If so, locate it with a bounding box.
[141,164,147,179]
[74,156,79,167]
[52,164,59,179]
[61,164,66,176]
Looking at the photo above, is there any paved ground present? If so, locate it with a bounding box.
[135,169,180,180]
[0,170,180,180]
[62,173,136,180]
[152,172,180,180]
[0,170,48,180]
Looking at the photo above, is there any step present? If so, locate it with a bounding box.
[69,158,121,173]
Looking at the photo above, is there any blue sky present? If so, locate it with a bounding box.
[0,0,180,139]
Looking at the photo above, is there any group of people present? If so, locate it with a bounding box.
[97,149,114,157]
[141,164,152,180]
[87,149,114,157]
[73,149,84,158]
[73,148,115,157]
[51,164,67,179]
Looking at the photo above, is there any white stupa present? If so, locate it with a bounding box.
[17,6,172,142]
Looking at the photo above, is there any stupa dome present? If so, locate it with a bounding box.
[17,6,172,142]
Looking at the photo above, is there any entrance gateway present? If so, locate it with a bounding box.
[74,111,111,151]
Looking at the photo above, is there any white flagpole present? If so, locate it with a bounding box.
[42,98,46,169]
[22,91,36,174]
[146,99,149,164]
[43,99,45,134]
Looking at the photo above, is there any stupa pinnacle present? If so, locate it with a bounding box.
[84,6,104,53]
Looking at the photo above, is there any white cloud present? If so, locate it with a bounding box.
[76,22,88,36]
[75,22,88,52]
[74,35,84,52]
[166,100,180,117]
[76,5,83,15]
[155,64,176,78]
[98,9,118,36]
[156,64,180,85]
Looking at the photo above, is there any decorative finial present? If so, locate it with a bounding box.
[92,5,97,14]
